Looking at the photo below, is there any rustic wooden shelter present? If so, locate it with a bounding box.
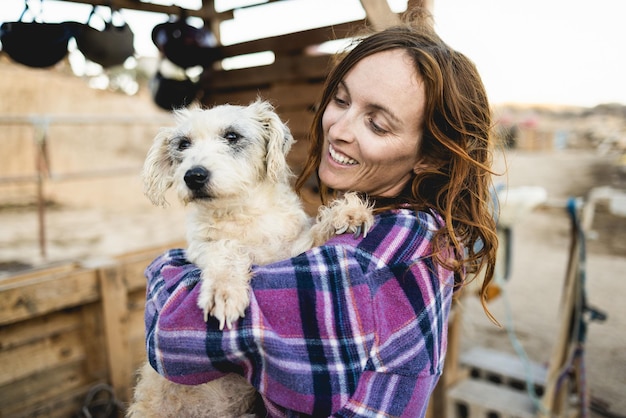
[53,0,427,168]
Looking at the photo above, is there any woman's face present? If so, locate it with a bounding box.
[319,49,426,197]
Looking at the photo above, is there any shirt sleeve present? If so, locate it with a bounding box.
[144,211,454,417]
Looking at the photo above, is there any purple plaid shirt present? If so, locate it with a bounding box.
[145,209,454,417]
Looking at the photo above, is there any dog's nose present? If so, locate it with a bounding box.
[184,166,210,190]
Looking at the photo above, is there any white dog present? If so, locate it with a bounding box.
[127,100,372,417]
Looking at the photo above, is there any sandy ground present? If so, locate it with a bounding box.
[1,148,625,416]
[460,149,626,417]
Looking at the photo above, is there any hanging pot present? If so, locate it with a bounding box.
[0,4,74,69]
[74,6,135,68]
[150,70,200,111]
[151,12,219,69]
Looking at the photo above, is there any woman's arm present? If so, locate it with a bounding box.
[145,249,222,384]
[144,211,454,416]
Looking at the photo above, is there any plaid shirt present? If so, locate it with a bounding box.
[145,209,454,417]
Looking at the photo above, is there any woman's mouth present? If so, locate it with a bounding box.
[329,144,358,166]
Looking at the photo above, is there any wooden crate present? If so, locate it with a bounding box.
[447,379,537,418]
[0,243,182,418]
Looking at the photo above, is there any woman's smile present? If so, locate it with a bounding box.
[328,144,358,166]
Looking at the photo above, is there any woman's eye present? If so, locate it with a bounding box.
[224,131,241,142]
[177,137,191,150]
[333,95,348,107]
[368,117,387,134]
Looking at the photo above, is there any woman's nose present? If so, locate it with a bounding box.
[328,110,356,143]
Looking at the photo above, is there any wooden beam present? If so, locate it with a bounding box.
[0,269,100,326]
[97,261,133,403]
[359,0,400,30]
[204,54,332,90]
[219,20,366,58]
[58,0,233,21]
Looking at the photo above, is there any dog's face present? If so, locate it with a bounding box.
[142,100,295,206]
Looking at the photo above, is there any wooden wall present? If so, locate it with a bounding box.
[0,244,181,417]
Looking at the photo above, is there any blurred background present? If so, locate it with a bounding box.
[0,1,624,417]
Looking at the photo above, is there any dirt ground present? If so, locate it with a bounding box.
[460,149,626,417]
[1,148,624,416]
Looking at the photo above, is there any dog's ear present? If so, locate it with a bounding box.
[251,99,295,183]
[141,129,175,206]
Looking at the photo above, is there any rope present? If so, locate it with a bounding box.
[77,383,125,418]
[501,284,551,416]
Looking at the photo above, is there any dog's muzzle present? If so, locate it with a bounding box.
[184,166,210,190]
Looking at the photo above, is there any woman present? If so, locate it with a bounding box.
[144,14,498,417]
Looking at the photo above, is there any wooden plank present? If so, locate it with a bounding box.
[80,303,109,382]
[459,346,546,388]
[128,288,147,312]
[0,327,86,387]
[113,241,184,262]
[128,304,146,336]
[209,82,322,108]
[204,54,332,90]
[0,269,100,326]
[3,384,99,418]
[0,307,81,350]
[121,257,153,293]
[0,362,96,417]
[447,379,535,418]
[205,82,322,113]
[269,83,323,109]
[128,308,147,366]
[0,261,77,286]
[219,20,366,58]
[97,262,133,403]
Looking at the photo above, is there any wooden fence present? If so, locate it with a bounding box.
[0,243,182,418]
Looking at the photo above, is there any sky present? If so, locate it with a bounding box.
[1,0,624,107]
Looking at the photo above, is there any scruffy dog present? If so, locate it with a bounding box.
[127,100,372,417]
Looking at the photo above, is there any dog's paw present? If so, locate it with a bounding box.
[198,279,250,330]
[328,192,374,238]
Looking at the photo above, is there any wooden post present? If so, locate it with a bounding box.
[359,0,401,30]
[540,198,595,418]
[96,260,133,403]
[34,120,50,259]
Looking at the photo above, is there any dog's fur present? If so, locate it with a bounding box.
[127,100,372,417]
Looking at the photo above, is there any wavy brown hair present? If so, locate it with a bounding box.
[295,13,498,319]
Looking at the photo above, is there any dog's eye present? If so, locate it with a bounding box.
[224,131,241,142]
[176,137,192,151]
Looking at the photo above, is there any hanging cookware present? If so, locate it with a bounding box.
[0,3,74,68]
[74,6,135,68]
[151,11,219,69]
[150,69,200,111]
